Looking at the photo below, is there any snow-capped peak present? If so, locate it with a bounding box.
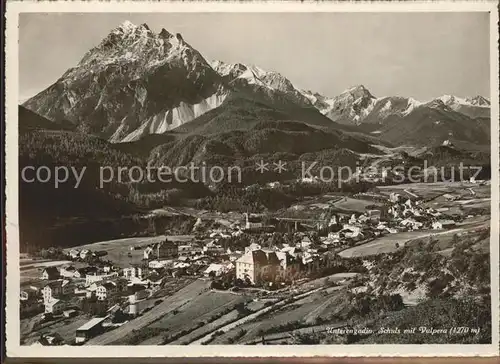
[439,94,458,104]
[117,20,137,33]
[75,21,210,75]
[113,21,151,38]
[211,60,251,80]
[210,60,272,89]
[340,85,375,99]
[437,94,490,108]
[211,60,272,81]
[466,95,490,107]
[212,60,302,94]
[402,97,424,116]
[299,89,335,114]
[210,59,315,108]
[210,60,233,75]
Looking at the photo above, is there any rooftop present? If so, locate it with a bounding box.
[100,282,116,290]
[236,249,281,266]
[438,219,456,225]
[77,317,107,331]
[43,267,59,274]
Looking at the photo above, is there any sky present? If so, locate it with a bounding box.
[19,12,490,102]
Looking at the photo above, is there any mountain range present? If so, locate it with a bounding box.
[23,20,491,149]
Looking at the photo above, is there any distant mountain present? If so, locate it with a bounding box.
[437,95,491,119]
[23,21,228,142]
[301,86,491,126]
[365,99,490,147]
[300,87,490,147]
[211,60,313,108]
[22,20,490,150]
[23,22,340,143]
[466,95,490,107]
[209,61,337,130]
[301,85,377,124]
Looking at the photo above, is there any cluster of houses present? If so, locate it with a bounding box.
[21,192,468,344]
[386,192,459,231]
[22,234,248,324]
[22,255,157,321]
[322,192,462,248]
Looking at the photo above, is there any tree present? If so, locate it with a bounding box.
[234,278,244,287]
[112,309,128,323]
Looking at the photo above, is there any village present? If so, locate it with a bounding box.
[19,181,490,346]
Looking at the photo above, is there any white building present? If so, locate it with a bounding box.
[203,241,225,255]
[386,227,398,234]
[300,176,319,183]
[443,194,458,201]
[389,192,401,203]
[68,249,80,259]
[85,283,98,298]
[367,209,381,222]
[432,220,456,230]
[44,299,66,314]
[328,215,337,226]
[148,260,171,269]
[128,289,151,316]
[348,214,357,225]
[143,246,154,260]
[96,282,117,301]
[302,251,316,265]
[300,236,313,249]
[85,271,119,286]
[79,249,91,260]
[204,263,233,277]
[59,266,76,278]
[235,249,280,284]
[342,224,363,238]
[61,280,73,296]
[42,281,62,304]
[244,242,262,254]
[400,218,423,230]
[123,267,144,281]
[243,213,264,230]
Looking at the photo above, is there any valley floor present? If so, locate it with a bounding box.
[20,181,492,346]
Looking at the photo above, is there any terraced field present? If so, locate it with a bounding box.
[85,279,209,345]
[209,289,349,344]
[144,291,250,344]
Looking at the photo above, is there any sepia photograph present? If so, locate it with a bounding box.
[4,0,499,358]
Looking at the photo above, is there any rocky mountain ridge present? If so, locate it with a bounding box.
[23,21,490,148]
